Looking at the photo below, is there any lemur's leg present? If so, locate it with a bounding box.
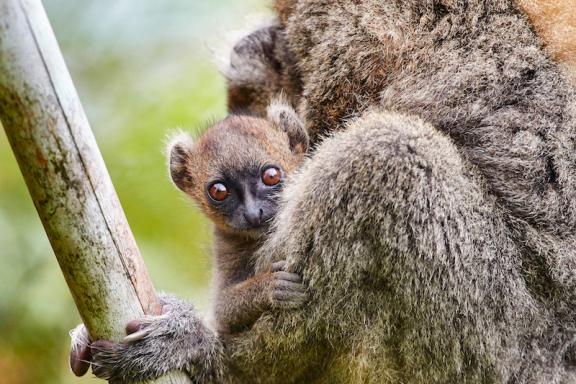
[69,294,223,383]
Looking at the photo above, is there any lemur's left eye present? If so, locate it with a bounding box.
[262,167,281,186]
[208,183,229,201]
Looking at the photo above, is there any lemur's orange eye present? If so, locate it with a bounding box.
[262,167,281,186]
[208,183,229,201]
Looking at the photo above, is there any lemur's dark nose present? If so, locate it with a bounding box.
[244,208,263,227]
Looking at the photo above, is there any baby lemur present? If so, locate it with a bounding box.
[168,100,308,334]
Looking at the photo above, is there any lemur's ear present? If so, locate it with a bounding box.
[166,131,195,192]
[267,97,308,155]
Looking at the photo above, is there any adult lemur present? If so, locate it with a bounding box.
[71,0,576,383]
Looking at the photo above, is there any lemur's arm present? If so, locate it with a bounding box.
[226,24,301,115]
[214,261,307,334]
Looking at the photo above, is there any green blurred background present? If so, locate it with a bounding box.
[0,1,268,382]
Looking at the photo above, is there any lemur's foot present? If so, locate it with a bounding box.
[69,293,221,383]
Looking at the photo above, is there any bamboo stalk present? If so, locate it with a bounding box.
[0,0,191,382]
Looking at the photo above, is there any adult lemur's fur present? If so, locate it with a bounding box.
[73,1,576,382]
[226,25,301,116]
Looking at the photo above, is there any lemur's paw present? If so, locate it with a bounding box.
[69,294,222,383]
[268,261,308,309]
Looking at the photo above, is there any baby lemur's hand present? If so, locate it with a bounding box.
[266,260,308,309]
[214,261,308,334]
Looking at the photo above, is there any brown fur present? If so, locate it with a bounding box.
[516,0,576,77]
[274,0,297,25]
[211,231,279,334]
[171,114,304,233]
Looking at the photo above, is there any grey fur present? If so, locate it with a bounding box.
[226,24,301,116]
[71,1,576,383]
[87,293,222,382]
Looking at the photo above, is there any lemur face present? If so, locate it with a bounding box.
[169,111,308,238]
[204,157,285,234]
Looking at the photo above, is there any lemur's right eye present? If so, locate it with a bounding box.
[208,183,229,201]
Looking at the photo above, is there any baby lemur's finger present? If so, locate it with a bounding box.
[270,260,287,272]
[272,271,302,283]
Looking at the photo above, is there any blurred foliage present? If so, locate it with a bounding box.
[0,1,269,383]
